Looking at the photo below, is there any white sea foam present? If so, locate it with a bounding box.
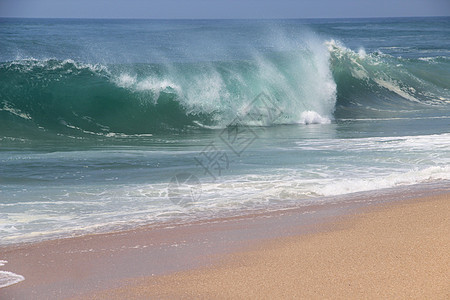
[311,166,450,197]
[1,165,448,245]
[0,271,25,288]
[0,102,32,120]
[63,121,153,138]
[6,57,108,73]
[373,78,421,103]
[0,261,25,289]
[294,133,450,152]
[115,74,179,92]
[115,73,137,88]
[299,111,331,124]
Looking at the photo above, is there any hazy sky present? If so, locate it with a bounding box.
[0,0,449,19]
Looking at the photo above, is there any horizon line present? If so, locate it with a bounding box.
[0,15,448,21]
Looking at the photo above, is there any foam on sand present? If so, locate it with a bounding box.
[0,260,25,288]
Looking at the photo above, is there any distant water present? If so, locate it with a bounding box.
[1,17,449,245]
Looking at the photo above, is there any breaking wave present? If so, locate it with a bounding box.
[0,37,449,139]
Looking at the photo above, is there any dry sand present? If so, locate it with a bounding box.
[84,193,450,299]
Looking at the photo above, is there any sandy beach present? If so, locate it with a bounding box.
[0,185,448,299]
[83,191,450,299]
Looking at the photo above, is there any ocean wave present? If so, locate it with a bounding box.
[328,40,450,118]
[0,36,449,138]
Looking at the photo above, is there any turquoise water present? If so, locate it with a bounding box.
[0,17,449,244]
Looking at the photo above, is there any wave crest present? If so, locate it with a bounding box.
[328,40,450,118]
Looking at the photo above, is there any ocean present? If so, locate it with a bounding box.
[0,17,449,245]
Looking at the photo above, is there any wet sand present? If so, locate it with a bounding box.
[1,185,449,299]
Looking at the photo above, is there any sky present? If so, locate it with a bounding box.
[0,0,449,19]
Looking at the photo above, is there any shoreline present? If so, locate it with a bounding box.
[2,180,448,248]
[0,183,449,299]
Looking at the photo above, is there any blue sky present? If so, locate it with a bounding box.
[0,0,449,19]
